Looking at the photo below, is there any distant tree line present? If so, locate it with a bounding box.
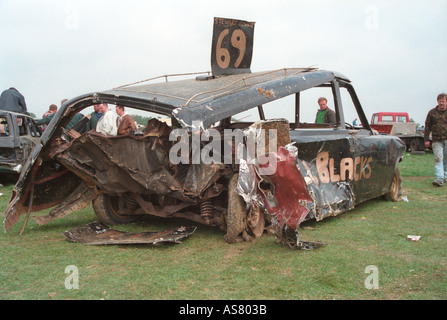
[131,114,154,126]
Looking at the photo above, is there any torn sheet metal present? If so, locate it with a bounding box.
[257,146,313,230]
[256,146,314,247]
[63,221,196,245]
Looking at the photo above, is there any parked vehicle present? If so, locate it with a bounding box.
[3,18,405,248]
[0,110,41,182]
[370,112,425,152]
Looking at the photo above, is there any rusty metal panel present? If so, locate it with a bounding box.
[63,221,196,245]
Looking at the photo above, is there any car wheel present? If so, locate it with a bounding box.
[92,194,142,225]
[224,173,248,243]
[385,168,402,202]
[409,138,418,152]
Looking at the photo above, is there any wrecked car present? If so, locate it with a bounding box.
[3,68,405,246]
[0,110,41,182]
[3,18,405,247]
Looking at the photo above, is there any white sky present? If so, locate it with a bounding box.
[1,0,446,125]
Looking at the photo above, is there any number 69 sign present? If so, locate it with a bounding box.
[211,17,255,76]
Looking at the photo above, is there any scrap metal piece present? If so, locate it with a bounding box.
[63,221,196,245]
[272,224,325,250]
[297,240,325,251]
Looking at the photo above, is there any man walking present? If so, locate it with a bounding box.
[424,93,447,186]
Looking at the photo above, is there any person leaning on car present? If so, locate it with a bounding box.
[424,93,447,187]
[315,97,336,125]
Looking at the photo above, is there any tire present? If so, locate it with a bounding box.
[92,194,142,225]
[409,139,419,152]
[224,174,248,243]
[385,168,402,202]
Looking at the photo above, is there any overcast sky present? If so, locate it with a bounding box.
[1,0,446,125]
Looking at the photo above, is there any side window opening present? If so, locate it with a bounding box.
[339,86,362,128]
[228,84,340,131]
[295,85,338,129]
[381,115,394,122]
[28,118,42,137]
[396,115,407,123]
[0,117,9,135]
[17,117,27,136]
[372,114,379,124]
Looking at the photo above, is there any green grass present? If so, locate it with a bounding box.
[0,152,446,300]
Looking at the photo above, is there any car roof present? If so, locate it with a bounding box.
[0,110,33,118]
[101,68,348,129]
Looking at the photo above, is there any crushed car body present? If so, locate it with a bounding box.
[3,68,405,247]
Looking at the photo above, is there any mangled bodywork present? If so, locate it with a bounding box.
[3,68,405,247]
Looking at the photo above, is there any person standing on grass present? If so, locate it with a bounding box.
[424,93,447,187]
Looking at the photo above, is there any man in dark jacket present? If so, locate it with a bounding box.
[0,88,29,114]
[424,93,447,186]
[86,104,103,131]
[315,97,336,125]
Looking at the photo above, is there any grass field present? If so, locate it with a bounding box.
[0,151,446,300]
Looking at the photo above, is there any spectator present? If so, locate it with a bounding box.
[40,104,58,131]
[424,93,447,186]
[116,105,136,135]
[0,88,28,114]
[315,97,336,125]
[86,104,103,131]
[44,104,58,117]
[96,103,117,136]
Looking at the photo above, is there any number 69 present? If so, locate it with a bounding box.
[215,28,247,69]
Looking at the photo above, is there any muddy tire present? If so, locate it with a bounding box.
[224,174,247,243]
[92,194,142,225]
[385,168,402,202]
